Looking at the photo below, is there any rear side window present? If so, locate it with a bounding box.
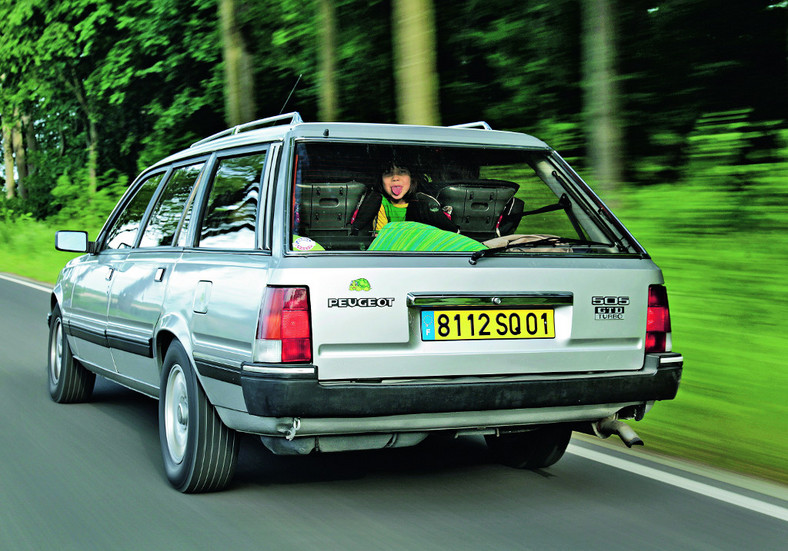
[104,172,165,250]
[197,152,267,249]
[138,162,204,247]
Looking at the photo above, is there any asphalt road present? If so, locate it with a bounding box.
[1,273,786,551]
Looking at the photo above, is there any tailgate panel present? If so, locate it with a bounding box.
[275,258,661,381]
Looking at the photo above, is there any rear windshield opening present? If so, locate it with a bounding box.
[289,142,623,255]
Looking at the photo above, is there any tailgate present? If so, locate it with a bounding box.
[275,258,662,381]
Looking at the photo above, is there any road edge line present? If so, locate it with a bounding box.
[567,443,788,522]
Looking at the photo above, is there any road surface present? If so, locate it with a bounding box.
[1,273,785,550]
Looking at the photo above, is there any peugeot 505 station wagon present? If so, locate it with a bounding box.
[50,112,682,492]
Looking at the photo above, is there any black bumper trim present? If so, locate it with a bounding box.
[241,362,682,418]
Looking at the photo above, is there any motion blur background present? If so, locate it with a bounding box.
[0,0,785,483]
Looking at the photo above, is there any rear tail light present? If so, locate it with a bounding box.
[646,284,671,353]
[255,286,312,363]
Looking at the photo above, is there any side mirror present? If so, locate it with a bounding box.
[55,231,91,253]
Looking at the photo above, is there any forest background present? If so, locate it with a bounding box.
[0,0,786,484]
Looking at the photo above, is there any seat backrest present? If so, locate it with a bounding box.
[434,179,519,238]
[297,181,368,235]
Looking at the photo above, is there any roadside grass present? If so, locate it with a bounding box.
[1,187,786,485]
[618,190,788,485]
[0,218,88,283]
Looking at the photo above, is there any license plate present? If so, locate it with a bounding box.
[421,309,555,341]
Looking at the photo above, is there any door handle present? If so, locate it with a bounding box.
[105,267,114,281]
[154,267,166,282]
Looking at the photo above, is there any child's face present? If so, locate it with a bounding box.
[382,166,411,204]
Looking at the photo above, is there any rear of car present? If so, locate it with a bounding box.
[239,122,681,458]
[49,116,681,492]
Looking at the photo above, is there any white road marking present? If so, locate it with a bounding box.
[567,443,788,522]
[0,273,52,293]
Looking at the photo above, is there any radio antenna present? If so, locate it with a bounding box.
[279,74,303,114]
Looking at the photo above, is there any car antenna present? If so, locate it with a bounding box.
[279,74,303,115]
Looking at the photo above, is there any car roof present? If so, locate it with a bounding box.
[152,112,551,169]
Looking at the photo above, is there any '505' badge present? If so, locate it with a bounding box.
[592,296,630,305]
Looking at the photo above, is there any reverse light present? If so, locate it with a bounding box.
[255,286,312,363]
[646,284,671,353]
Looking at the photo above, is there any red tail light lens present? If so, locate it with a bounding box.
[257,287,312,363]
[646,284,671,353]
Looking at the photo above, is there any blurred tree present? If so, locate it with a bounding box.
[220,0,256,125]
[392,0,440,125]
[435,1,584,156]
[2,121,14,200]
[582,0,622,198]
[317,0,338,121]
[11,109,28,199]
[334,0,394,122]
[619,1,787,184]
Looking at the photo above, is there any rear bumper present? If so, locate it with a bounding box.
[240,353,682,418]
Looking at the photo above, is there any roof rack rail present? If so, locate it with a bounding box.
[190,112,303,148]
[449,121,492,130]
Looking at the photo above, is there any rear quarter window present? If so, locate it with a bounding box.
[197,152,267,249]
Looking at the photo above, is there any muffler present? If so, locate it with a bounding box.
[580,416,644,448]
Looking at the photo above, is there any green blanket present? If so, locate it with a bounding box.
[368,222,486,252]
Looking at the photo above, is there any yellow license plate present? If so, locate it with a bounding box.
[421,309,555,341]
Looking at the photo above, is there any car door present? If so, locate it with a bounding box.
[163,147,272,389]
[107,160,206,393]
[66,171,166,374]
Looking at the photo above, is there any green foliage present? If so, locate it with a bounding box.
[49,169,127,228]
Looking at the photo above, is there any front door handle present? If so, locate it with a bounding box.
[154,267,166,282]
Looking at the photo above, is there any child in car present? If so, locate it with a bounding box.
[349,162,457,234]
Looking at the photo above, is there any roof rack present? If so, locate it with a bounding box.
[190,112,303,148]
[449,121,492,130]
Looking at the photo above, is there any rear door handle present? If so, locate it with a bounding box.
[154,267,166,282]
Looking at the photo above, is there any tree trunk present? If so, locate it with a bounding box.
[220,0,256,126]
[12,109,27,199]
[2,121,15,200]
[87,118,98,196]
[65,71,99,196]
[23,113,37,177]
[392,0,440,126]
[317,0,338,121]
[581,0,622,202]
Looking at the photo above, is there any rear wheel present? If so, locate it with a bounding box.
[485,425,572,469]
[159,341,239,492]
[48,305,95,403]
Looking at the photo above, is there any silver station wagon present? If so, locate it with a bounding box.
[50,113,682,492]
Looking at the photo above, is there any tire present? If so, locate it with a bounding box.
[485,425,572,469]
[158,341,239,493]
[48,305,95,403]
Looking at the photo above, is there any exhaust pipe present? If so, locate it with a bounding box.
[579,417,644,448]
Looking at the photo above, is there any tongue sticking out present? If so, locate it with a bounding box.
[391,185,403,197]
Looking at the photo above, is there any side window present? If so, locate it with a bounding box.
[197,152,266,249]
[104,173,165,250]
[138,162,204,247]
